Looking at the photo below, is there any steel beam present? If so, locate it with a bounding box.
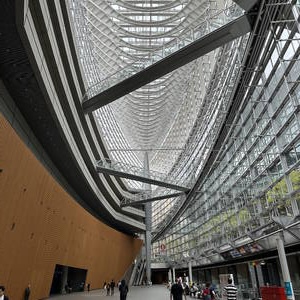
[233,0,259,12]
[83,14,254,112]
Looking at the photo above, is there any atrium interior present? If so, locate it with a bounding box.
[1,0,300,299]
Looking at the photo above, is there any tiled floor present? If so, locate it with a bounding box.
[47,285,171,300]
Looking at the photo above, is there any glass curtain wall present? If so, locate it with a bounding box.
[153,1,300,267]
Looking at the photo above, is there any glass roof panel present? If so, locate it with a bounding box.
[68,0,239,187]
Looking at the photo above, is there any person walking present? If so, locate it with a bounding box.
[209,283,217,300]
[119,279,128,300]
[170,277,184,300]
[223,278,237,300]
[106,282,111,296]
[24,284,31,300]
[0,286,9,300]
[110,279,115,296]
[202,282,212,300]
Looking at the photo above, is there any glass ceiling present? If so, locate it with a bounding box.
[65,0,300,268]
[68,0,238,187]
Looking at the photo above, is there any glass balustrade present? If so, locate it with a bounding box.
[121,189,183,205]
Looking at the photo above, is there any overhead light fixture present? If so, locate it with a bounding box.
[234,236,252,246]
[219,244,232,251]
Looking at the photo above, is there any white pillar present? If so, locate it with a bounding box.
[168,269,172,282]
[188,261,193,284]
[276,233,295,300]
[144,152,152,285]
[172,267,176,283]
[61,266,68,294]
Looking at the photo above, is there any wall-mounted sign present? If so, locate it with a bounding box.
[220,242,263,259]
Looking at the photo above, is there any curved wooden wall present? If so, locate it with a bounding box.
[0,113,142,300]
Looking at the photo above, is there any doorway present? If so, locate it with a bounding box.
[50,264,87,295]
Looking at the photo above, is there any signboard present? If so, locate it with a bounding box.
[220,242,263,259]
[284,281,293,297]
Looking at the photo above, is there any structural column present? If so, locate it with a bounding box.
[172,267,176,283]
[168,269,172,282]
[144,152,152,285]
[61,266,68,294]
[188,261,193,284]
[276,232,295,300]
[145,208,151,284]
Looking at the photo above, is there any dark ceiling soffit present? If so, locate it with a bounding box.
[193,242,300,271]
[0,0,141,235]
[121,192,185,207]
[233,0,259,12]
[96,166,190,192]
[82,14,254,113]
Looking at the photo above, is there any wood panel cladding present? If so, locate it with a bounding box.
[0,114,142,300]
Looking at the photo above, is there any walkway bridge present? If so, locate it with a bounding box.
[95,158,192,192]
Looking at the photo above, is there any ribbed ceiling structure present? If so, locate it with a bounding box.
[69,0,235,180]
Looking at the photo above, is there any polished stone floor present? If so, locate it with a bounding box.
[46,284,300,300]
[47,285,171,300]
